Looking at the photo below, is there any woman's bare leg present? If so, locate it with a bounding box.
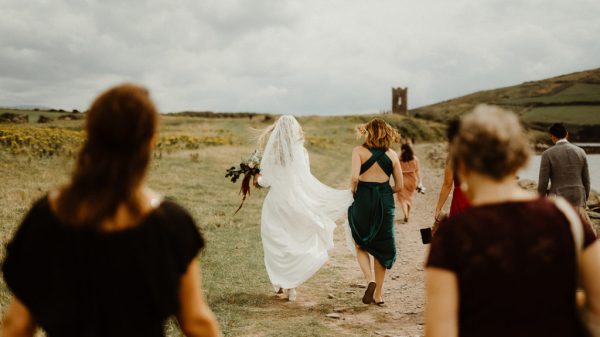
[401,201,409,222]
[356,246,373,283]
[374,259,386,302]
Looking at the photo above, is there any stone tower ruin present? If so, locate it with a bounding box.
[392,87,408,115]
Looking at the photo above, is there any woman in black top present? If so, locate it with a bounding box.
[2,84,221,337]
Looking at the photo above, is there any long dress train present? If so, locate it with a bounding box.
[258,116,353,289]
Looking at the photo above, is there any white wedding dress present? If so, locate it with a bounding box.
[257,116,353,290]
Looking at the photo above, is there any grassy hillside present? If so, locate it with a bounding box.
[411,68,600,141]
[0,109,447,152]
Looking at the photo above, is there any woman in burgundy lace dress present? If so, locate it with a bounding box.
[425,105,600,337]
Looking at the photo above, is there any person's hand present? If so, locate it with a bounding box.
[434,207,441,221]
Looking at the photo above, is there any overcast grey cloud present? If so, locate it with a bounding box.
[1,0,599,114]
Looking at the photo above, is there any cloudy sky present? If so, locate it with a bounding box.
[1,0,599,114]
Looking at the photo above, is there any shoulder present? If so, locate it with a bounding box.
[386,148,399,161]
[352,145,364,153]
[571,144,588,156]
[18,195,56,233]
[156,200,205,272]
[154,201,198,237]
[5,195,56,246]
[560,143,587,158]
[158,201,198,230]
[541,147,553,156]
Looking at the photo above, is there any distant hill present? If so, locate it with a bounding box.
[411,68,600,141]
[0,105,54,110]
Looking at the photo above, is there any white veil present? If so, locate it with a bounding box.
[259,115,353,251]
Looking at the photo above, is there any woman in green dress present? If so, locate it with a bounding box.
[348,118,403,305]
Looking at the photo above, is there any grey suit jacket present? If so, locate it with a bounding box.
[538,141,590,207]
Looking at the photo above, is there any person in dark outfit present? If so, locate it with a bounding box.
[348,118,403,305]
[2,84,221,337]
[425,105,600,337]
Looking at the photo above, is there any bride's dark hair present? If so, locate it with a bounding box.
[56,83,158,227]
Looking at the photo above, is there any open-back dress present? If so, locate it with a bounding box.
[347,147,396,269]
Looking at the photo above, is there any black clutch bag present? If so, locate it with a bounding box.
[420,227,432,244]
[420,212,446,244]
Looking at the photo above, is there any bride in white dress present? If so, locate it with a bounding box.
[254,115,353,301]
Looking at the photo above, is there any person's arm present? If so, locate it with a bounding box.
[581,241,600,316]
[415,157,421,185]
[177,262,221,337]
[2,297,37,337]
[538,153,550,196]
[390,151,403,193]
[425,268,459,337]
[253,173,269,188]
[304,148,311,168]
[350,147,361,195]
[434,159,454,219]
[582,155,590,201]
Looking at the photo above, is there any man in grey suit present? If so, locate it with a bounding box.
[538,123,590,209]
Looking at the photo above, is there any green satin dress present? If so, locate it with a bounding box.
[348,147,396,269]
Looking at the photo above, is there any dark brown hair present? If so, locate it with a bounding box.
[549,123,567,139]
[357,118,400,150]
[56,84,159,227]
[400,143,414,162]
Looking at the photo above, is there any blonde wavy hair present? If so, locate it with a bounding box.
[356,118,400,150]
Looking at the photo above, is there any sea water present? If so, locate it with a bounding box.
[519,154,600,192]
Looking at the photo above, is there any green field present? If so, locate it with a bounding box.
[411,68,600,133]
[522,105,600,125]
[502,83,600,105]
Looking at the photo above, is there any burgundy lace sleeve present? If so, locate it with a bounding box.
[582,212,597,249]
[426,217,460,272]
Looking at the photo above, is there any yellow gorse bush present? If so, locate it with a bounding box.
[0,126,83,157]
[156,134,233,152]
[0,125,233,157]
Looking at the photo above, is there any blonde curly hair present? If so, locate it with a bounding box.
[356,118,400,150]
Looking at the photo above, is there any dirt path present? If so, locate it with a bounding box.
[271,144,446,337]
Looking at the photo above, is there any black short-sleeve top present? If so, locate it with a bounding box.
[426,197,596,337]
[2,196,204,337]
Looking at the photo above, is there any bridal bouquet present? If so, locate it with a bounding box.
[225,150,262,214]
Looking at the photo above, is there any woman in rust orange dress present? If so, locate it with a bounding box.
[397,143,420,223]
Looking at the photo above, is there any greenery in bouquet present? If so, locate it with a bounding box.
[225,150,262,214]
[225,150,262,183]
